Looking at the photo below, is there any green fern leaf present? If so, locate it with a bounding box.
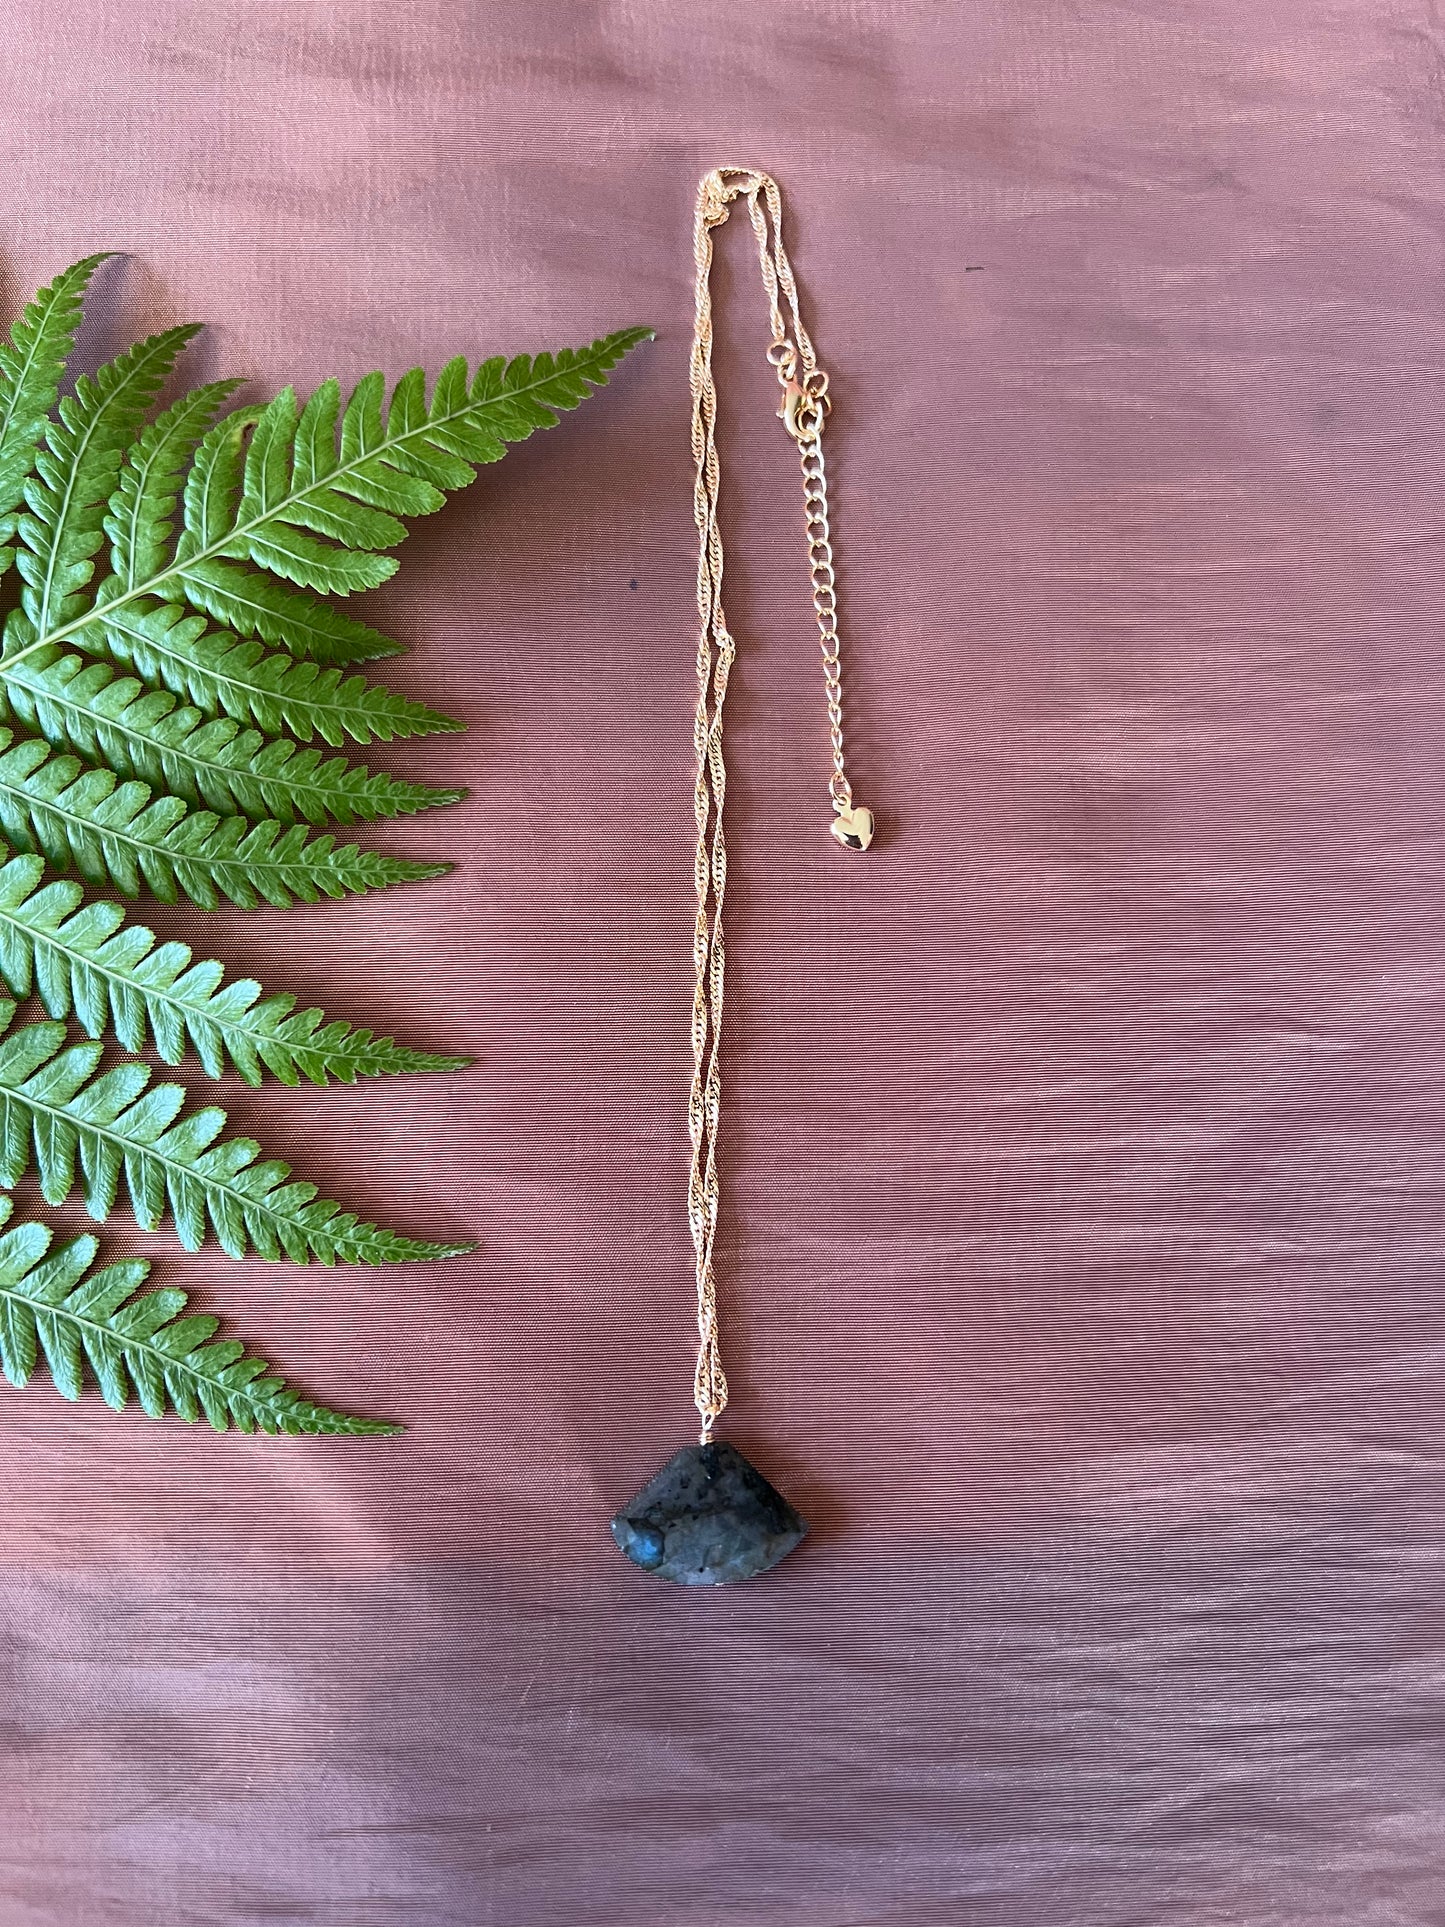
[0,1203,399,1432]
[17,325,198,633]
[0,1001,472,1262]
[0,645,463,822]
[0,847,468,1085]
[106,378,241,588]
[179,402,253,547]
[175,558,403,663]
[0,256,108,570]
[67,598,460,745]
[0,724,449,908]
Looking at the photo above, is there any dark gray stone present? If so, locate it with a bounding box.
[610,1440,809,1586]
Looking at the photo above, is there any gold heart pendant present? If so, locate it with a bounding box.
[830,803,875,851]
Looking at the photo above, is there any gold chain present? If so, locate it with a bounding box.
[687,167,873,1445]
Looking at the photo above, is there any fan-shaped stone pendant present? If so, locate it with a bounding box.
[610,1440,808,1585]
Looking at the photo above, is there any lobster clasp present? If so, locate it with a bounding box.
[780,379,827,444]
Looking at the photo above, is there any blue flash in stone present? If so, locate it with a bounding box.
[610,1440,808,1585]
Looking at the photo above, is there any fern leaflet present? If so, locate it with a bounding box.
[0,1203,399,1432]
[0,254,106,569]
[0,846,466,1085]
[106,378,241,589]
[18,324,197,634]
[0,646,463,823]
[0,724,449,908]
[66,601,460,743]
[0,1001,473,1263]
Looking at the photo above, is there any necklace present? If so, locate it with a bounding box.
[609,168,875,1586]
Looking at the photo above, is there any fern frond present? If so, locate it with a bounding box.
[0,847,468,1084]
[0,1002,473,1262]
[0,724,449,908]
[17,325,197,634]
[0,257,651,1439]
[0,1203,399,1431]
[0,645,463,822]
[0,255,107,570]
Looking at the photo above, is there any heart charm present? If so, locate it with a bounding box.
[830,803,874,851]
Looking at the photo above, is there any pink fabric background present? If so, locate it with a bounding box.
[4,2,1445,1921]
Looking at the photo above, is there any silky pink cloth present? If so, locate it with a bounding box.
[3,2,1444,1922]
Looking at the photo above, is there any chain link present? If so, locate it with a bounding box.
[686,167,869,1442]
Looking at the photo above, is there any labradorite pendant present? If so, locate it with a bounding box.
[610,1440,808,1586]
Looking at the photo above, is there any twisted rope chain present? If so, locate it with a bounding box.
[686,167,871,1443]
